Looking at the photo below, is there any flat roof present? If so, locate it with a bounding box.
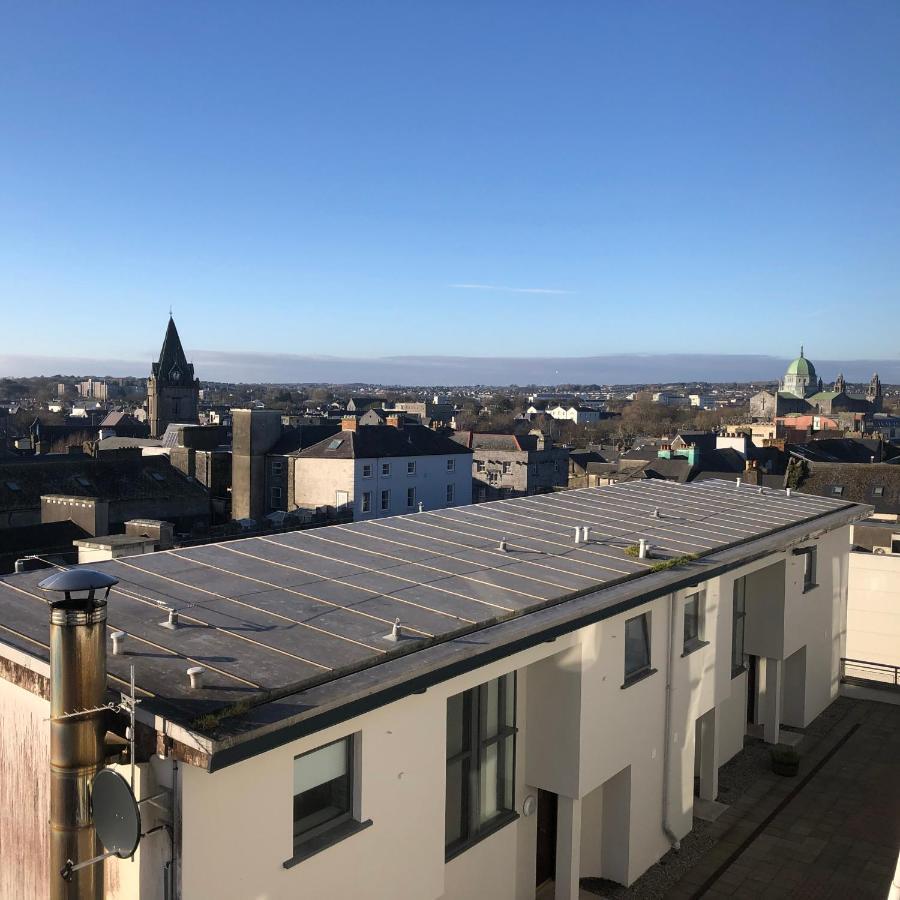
[0,481,867,767]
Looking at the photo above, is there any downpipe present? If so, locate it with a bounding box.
[661,591,681,852]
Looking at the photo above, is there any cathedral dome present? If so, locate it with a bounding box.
[785,349,816,382]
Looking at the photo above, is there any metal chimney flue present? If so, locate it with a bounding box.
[39,568,118,900]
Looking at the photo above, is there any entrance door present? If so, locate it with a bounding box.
[535,789,558,887]
[335,490,349,510]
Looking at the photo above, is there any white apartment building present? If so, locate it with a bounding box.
[0,481,865,900]
[292,416,472,519]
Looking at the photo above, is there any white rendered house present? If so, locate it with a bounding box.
[0,481,866,900]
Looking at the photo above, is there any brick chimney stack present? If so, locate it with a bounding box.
[386,414,403,429]
[742,458,762,485]
[342,415,359,433]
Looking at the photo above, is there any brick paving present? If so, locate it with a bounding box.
[667,695,900,900]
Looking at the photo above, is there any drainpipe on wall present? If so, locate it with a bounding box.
[661,591,681,852]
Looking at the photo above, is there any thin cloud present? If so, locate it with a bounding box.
[450,283,574,295]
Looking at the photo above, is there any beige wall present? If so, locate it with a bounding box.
[292,457,355,510]
[848,550,900,667]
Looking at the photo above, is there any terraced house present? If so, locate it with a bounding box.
[0,480,866,899]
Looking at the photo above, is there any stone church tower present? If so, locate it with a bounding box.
[866,373,883,413]
[147,316,199,438]
[833,373,846,394]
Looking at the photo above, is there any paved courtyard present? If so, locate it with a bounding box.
[584,693,900,899]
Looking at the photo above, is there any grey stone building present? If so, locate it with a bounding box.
[452,431,569,502]
[147,315,199,438]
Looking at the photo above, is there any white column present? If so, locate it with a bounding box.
[555,795,582,900]
[763,656,783,744]
[698,707,719,801]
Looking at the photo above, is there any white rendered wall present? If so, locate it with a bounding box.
[292,457,354,510]
[847,550,900,667]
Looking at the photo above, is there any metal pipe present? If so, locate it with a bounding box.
[49,594,108,899]
[661,591,681,851]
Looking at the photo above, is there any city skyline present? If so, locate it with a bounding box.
[2,2,899,361]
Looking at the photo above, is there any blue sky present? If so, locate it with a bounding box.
[1,2,899,376]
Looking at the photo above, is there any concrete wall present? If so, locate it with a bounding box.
[847,550,900,667]
[292,457,355,511]
[231,409,283,521]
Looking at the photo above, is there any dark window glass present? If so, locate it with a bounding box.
[683,593,700,649]
[445,673,516,856]
[732,578,746,676]
[624,613,651,679]
[802,547,817,591]
[293,738,352,845]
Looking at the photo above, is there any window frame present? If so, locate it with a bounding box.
[380,489,391,512]
[406,486,416,509]
[271,460,284,476]
[446,483,455,504]
[445,673,518,861]
[270,486,283,504]
[622,612,655,687]
[361,463,373,478]
[682,591,707,656]
[796,546,817,592]
[360,491,372,514]
[381,462,391,477]
[732,577,747,677]
[284,734,371,868]
[407,460,417,476]
[447,458,455,472]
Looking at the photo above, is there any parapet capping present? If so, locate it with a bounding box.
[0,500,872,773]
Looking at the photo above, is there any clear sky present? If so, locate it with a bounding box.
[1,2,899,374]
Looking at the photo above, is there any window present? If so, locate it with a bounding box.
[380,489,391,511]
[407,461,417,475]
[832,485,844,495]
[326,439,343,451]
[732,578,746,677]
[361,491,372,513]
[272,460,283,475]
[407,487,416,508]
[445,674,516,858]
[362,464,373,478]
[873,486,884,497]
[290,735,366,861]
[447,458,455,472]
[623,613,653,684]
[271,486,282,504]
[446,484,455,503]
[477,488,487,501]
[475,460,485,473]
[381,462,391,477]
[501,461,511,475]
[682,592,704,654]
[797,546,817,591]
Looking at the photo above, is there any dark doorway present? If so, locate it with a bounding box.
[747,655,758,723]
[536,789,558,887]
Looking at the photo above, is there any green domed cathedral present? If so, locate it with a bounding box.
[750,347,882,422]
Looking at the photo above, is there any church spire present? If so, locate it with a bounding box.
[154,315,192,384]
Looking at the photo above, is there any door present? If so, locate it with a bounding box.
[335,490,349,510]
[535,789,558,887]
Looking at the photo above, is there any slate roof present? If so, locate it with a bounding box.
[151,317,194,386]
[0,455,210,511]
[299,424,473,459]
[794,462,900,516]
[0,480,867,768]
[269,425,342,456]
[788,438,897,464]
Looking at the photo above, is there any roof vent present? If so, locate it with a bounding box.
[652,507,660,519]
[498,538,508,552]
[574,527,582,544]
[735,477,741,488]
[582,526,590,544]
[160,608,179,630]
[186,666,205,689]
[786,488,792,498]
[384,618,402,642]
[638,538,650,559]
[110,631,127,655]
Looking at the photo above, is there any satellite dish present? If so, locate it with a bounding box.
[92,769,141,858]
